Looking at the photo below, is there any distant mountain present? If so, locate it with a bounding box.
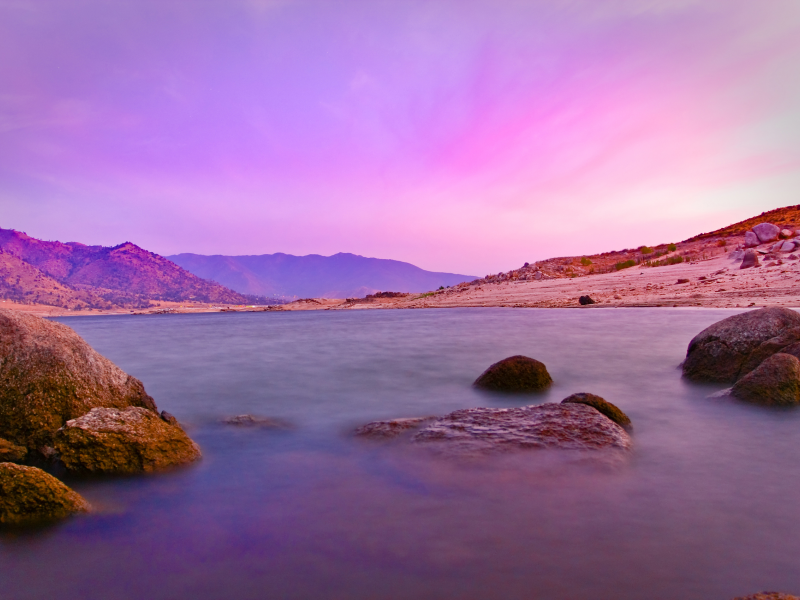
[0,228,253,309]
[167,252,477,299]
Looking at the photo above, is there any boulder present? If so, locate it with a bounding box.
[731,353,800,406]
[780,229,794,238]
[354,417,436,439]
[740,249,760,269]
[0,309,157,452]
[0,463,89,525]
[412,403,631,453]
[682,307,800,383]
[578,295,595,305]
[473,355,552,392]
[744,231,760,248]
[753,222,780,243]
[781,240,798,252]
[0,438,27,463]
[53,407,201,474]
[561,393,632,430]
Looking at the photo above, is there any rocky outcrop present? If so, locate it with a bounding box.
[354,417,436,439]
[744,231,760,248]
[752,222,780,243]
[731,353,800,406]
[0,463,89,525]
[412,403,631,453]
[473,355,552,392]
[561,393,632,430]
[0,309,157,452]
[54,407,201,474]
[0,439,27,463]
[682,307,800,383]
[740,249,760,269]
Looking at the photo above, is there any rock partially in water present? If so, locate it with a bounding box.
[222,414,291,428]
[0,463,89,525]
[354,417,436,439]
[0,309,157,453]
[740,249,760,269]
[682,307,800,383]
[579,295,595,305]
[733,593,800,600]
[0,438,27,463]
[473,355,552,392]
[412,403,631,454]
[54,407,201,474]
[561,393,632,431]
[731,353,800,406]
[753,222,780,243]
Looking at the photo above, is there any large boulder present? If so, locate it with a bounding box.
[731,353,800,406]
[0,463,89,525]
[682,307,800,383]
[753,222,780,243]
[53,407,201,474]
[0,309,157,452]
[561,393,632,430]
[473,355,552,392]
[744,231,760,248]
[412,403,631,453]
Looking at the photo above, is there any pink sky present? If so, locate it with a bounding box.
[1,0,800,275]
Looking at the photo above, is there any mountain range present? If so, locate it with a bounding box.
[166,252,477,299]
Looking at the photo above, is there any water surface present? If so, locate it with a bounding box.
[2,308,799,600]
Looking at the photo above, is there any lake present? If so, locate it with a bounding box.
[2,308,799,600]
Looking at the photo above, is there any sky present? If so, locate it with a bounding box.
[1,0,800,276]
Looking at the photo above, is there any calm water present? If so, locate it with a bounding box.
[2,308,800,600]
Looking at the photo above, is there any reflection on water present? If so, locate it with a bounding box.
[2,308,800,600]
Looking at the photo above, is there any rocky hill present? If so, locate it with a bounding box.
[167,252,477,299]
[0,228,253,310]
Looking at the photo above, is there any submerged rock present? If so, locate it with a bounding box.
[731,353,800,406]
[682,307,800,383]
[561,393,632,430]
[0,463,89,525]
[54,407,201,474]
[354,417,436,439]
[0,309,157,452]
[221,414,290,428]
[412,403,631,453]
[473,355,552,392]
[0,439,27,463]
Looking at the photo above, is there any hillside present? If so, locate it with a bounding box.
[167,252,477,299]
[0,228,253,309]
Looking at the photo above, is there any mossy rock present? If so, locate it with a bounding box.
[731,353,800,406]
[0,463,89,526]
[561,393,632,431]
[0,438,27,463]
[0,309,157,452]
[473,355,552,392]
[54,407,201,474]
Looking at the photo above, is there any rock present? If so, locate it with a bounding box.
[740,249,760,269]
[159,411,179,427]
[53,407,201,474]
[771,241,784,252]
[790,254,799,260]
[533,271,543,280]
[0,438,27,463]
[731,353,800,406]
[221,414,290,428]
[744,231,760,248]
[354,417,436,439]
[752,222,780,243]
[578,295,595,305]
[682,307,800,383]
[781,240,797,252]
[412,403,631,453]
[0,463,89,525]
[733,593,800,600]
[0,309,157,452]
[676,279,690,284]
[561,393,632,430]
[729,250,744,261]
[780,229,795,238]
[473,355,552,392]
